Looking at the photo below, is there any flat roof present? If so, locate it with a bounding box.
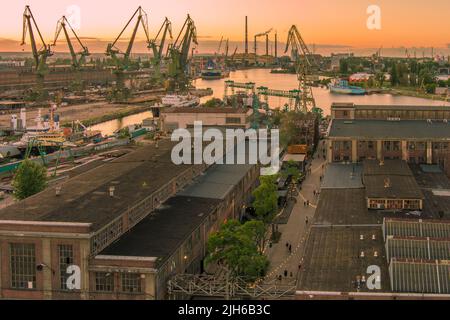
[179,164,254,200]
[314,189,382,226]
[363,160,413,177]
[163,107,251,114]
[329,119,450,140]
[98,196,221,265]
[331,103,450,111]
[0,140,197,231]
[321,163,364,189]
[363,160,424,200]
[364,175,424,200]
[282,154,306,163]
[298,226,390,292]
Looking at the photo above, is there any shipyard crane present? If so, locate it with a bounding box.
[52,16,90,69]
[285,25,316,112]
[254,28,272,63]
[106,6,151,71]
[21,6,52,76]
[217,36,224,55]
[167,15,198,90]
[149,17,173,81]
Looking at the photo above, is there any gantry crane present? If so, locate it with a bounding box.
[149,17,173,81]
[21,6,52,77]
[106,6,151,71]
[254,28,272,63]
[167,15,198,90]
[52,16,90,69]
[285,25,316,112]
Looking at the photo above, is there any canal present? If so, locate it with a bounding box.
[90,69,450,136]
[193,69,450,115]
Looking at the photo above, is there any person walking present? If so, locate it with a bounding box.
[305,216,309,225]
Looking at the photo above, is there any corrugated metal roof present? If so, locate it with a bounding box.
[386,237,450,261]
[384,219,450,239]
[390,259,450,294]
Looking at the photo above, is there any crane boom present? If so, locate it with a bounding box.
[149,18,172,61]
[21,6,52,75]
[52,16,90,69]
[106,6,150,70]
[285,25,316,112]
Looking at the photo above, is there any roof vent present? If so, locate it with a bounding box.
[374,251,379,257]
[109,186,115,197]
[384,178,391,188]
[360,251,365,258]
[372,234,377,240]
[55,186,61,196]
[427,119,432,124]
[360,235,364,240]
[379,160,385,166]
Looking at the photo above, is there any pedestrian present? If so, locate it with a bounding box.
[313,190,316,196]
[284,270,288,277]
[290,272,293,278]
[298,263,302,270]
[305,216,309,225]
[307,200,310,207]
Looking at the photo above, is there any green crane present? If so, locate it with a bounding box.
[167,15,198,90]
[106,6,151,72]
[149,17,173,82]
[52,16,90,69]
[21,5,53,77]
[285,25,316,112]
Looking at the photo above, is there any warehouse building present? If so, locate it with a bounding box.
[327,103,450,176]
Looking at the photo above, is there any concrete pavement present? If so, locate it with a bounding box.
[264,140,327,282]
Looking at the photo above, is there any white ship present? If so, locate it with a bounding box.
[161,94,200,108]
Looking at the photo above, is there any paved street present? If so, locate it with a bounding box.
[264,140,327,282]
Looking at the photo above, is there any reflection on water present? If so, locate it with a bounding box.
[90,69,450,136]
[193,69,450,115]
[88,111,153,136]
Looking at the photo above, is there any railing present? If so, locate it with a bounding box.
[168,273,297,300]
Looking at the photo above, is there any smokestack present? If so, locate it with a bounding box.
[275,32,278,59]
[265,34,269,56]
[245,16,248,56]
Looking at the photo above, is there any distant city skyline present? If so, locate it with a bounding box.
[1,0,450,55]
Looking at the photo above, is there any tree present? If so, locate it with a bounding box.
[12,159,48,200]
[203,98,223,108]
[282,160,301,183]
[390,63,399,86]
[252,175,278,224]
[206,220,269,281]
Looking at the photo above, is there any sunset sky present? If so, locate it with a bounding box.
[1,0,449,54]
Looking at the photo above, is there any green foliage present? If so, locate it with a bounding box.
[203,98,223,108]
[206,220,269,281]
[390,63,399,86]
[12,159,48,200]
[117,127,131,139]
[282,160,301,183]
[252,175,278,224]
[425,83,436,94]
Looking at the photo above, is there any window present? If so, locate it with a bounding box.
[58,245,74,290]
[10,243,36,289]
[226,117,241,124]
[95,272,114,292]
[121,273,142,293]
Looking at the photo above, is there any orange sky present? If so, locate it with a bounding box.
[1,0,450,53]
